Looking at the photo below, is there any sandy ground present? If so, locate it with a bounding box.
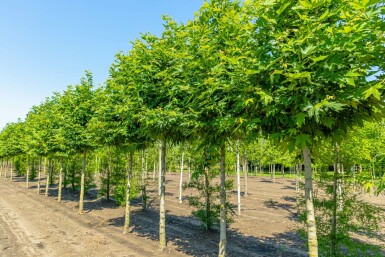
[0,173,383,257]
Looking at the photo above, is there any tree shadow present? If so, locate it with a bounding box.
[108,208,308,257]
[260,178,283,184]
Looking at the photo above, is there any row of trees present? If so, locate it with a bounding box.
[1,0,384,256]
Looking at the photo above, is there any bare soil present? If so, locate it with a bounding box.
[0,173,383,257]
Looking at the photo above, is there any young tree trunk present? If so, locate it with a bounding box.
[218,144,227,257]
[10,157,14,182]
[244,152,248,197]
[303,146,318,257]
[236,149,241,215]
[45,158,50,197]
[50,160,55,185]
[152,160,156,182]
[337,163,343,212]
[63,160,67,190]
[107,150,112,201]
[58,157,63,203]
[331,160,338,257]
[123,151,133,234]
[272,163,276,183]
[188,156,191,185]
[159,144,162,196]
[204,166,210,230]
[4,158,8,179]
[37,156,42,194]
[26,155,30,189]
[179,151,184,203]
[141,150,147,211]
[159,138,167,250]
[79,150,87,213]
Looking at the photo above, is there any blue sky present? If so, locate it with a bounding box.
[0,0,203,129]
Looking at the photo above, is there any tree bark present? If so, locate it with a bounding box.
[236,149,241,215]
[244,152,248,197]
[141,150,147,211]
[331,160,338,257]
[159,138,167,250]
[188,157,191,185]
[303,146,318,257]
[107,150,112,201]
[79,150,87,213]
[158,144,162,196]
[179,151,184,203]
[10,157,14,182]
[4,159,8,179]
[218,144,227,257]
[45,158,49,197]
[204,166,210,230]
[123,151,133,234]
[26,155,30,189]
[37,156,42,194]
[58,157,63,203]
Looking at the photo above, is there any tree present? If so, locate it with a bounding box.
[59,71,96,213]
[244,1,385,256]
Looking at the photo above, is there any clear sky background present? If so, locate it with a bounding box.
[0,0,204,130]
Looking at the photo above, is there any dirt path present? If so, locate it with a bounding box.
[5,172,383,256]
[0,180,185,257]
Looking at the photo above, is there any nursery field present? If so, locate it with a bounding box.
[1,173,384,257]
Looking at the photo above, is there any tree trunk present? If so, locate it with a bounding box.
[123,151,133,234]
[331,160,338,257]
[37,156,42,194]
[153,160,156,182]
[79,150,87,213]
[107,150,112,201]
[4,159,8,179]
[337,163,343,212]
[236,149,241,215]
[159,144,162,196]
[188,157,191,185]
[272,163,276,183]
[204,166,210,230]
[244,152,248,197]
[218,144,227,257]
[26,155,30,189]
[45,158,50,197]
[159,138,167,250]
[10,157,14,182]
[179,151,184,203]
[63,160,67,190]
[58,157,63,203]
[141,150,147,211]
[303,146,318,257]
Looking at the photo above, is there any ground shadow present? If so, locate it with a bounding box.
[108,208,308,257]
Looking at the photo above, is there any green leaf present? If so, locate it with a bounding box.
[295,134,312,149]
[311,56,328,63]
[276,2,290,15]
[345,71,362,77]
[346,77,355,86]
[295,113,307,127]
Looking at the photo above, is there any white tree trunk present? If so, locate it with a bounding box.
[303,146,318,257]
[179,151,184,203]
